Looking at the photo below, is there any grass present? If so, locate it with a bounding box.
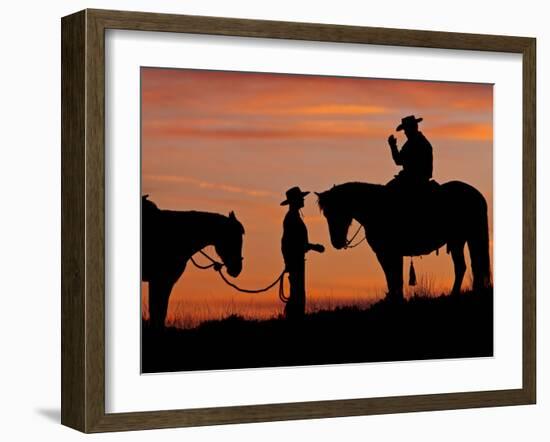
[142,286,493,373]
[142,292,379,330]
[141,275,448,330]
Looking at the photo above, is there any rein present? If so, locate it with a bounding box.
[344,224,366,249]
[190,250,289,302]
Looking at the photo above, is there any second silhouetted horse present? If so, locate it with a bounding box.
[142,195,245,329]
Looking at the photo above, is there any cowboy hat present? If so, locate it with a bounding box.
[396,115,423,131]
[280,186,310,206]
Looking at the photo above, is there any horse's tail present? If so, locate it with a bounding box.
[467,195,492,290]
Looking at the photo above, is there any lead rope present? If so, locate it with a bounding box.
[190,250,289,301]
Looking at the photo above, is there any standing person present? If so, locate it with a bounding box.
[280,186,325,320]
[387,115,433,188]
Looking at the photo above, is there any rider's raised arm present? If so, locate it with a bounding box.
[388,134,402,165]
[390,143,403,165]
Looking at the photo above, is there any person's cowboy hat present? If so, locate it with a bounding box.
[280,186,310,206]
[396,115,423,131]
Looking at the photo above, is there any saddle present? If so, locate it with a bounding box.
[386,175,439,204]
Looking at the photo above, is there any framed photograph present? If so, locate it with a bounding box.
[61,9,536,433]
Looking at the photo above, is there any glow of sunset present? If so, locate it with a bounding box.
[141,68,493,327]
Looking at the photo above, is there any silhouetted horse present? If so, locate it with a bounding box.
[142,195,245,329]
[317,182,491,301]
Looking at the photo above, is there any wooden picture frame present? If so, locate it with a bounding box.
[61,8,536,433]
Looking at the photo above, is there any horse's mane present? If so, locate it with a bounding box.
[142,194,159,213]
[173,210,245,235]
[142,195,245,235]
[317,182,383,212]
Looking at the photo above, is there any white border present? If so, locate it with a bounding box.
[105,30,523,413]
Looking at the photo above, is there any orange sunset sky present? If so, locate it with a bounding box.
[141,67,493,327]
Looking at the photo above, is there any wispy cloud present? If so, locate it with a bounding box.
[144,174,276,198]
[430,122,493,141]
[143,118,382,140]
[278,104,389,116]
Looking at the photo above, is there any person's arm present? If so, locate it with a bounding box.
[388,135,402,165]
[307,243,325,253]
[301,220,324,253]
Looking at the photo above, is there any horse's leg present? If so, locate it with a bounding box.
[149,277,175,330]
[392,255,404,300]
[449,242,466,295]
[467,227,491,291]
[377,253,404,301]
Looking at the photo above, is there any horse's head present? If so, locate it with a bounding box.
[215,211,245,277]
[316,186,353,250]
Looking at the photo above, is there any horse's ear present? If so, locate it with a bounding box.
[142,194,149,200]
[332,184,336,189]
[314,191,320,196]
[229,211,245,234]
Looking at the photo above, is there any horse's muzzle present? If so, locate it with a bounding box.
[226,266,242,278]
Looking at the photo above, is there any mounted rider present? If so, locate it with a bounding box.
[387,115,434,190]
[385,115,439,265]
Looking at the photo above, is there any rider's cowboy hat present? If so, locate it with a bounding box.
[280,186,310,206]
[396,115,423,131]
